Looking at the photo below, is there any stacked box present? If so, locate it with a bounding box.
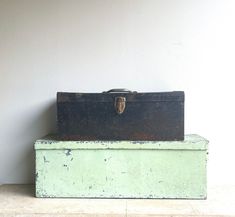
[35,134,208,198]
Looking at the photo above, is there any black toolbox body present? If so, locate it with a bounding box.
[57,89,184,141]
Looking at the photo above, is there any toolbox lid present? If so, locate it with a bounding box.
[57,91,184,102]
[35,134,208,150]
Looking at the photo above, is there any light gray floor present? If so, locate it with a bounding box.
[0,184,235,216]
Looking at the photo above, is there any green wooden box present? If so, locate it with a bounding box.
[35,134,208,199]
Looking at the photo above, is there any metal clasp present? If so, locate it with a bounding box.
[115,97,126,114]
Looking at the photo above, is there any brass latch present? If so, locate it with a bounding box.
[115,97,126,114]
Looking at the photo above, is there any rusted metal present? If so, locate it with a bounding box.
[115,96,126,114]
[57,90,184,141]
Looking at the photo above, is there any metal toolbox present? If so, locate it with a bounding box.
[57,89,184,141]
[35,134,208,198]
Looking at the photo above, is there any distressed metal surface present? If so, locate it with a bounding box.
[35,134,208,199]
[114,96,126,114]
[57,91,184,141]
[35,134,208,150]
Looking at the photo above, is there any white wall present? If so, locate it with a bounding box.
[0,0,235,185]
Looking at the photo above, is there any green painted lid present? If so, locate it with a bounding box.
[34,134,208,150]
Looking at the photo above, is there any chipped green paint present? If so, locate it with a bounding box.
[35,134,208,199]
[35,134,208,150]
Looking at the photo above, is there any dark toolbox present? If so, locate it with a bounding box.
[57,89,184,141]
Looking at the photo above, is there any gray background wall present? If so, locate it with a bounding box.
[0,0,235,185]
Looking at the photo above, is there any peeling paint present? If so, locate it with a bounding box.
[35,135,208,198]
[43,156,49,163]
[65,149,72,156]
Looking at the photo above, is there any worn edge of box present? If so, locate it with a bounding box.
[34,134,208,150]
[57,91,185,103]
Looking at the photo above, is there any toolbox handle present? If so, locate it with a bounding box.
[103,89,137,93]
